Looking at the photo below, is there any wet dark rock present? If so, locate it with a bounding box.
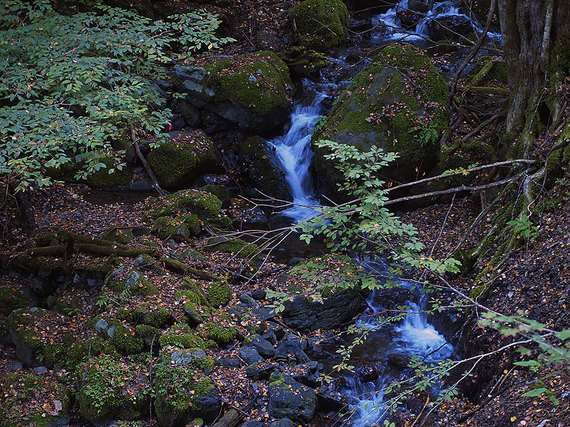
[251,289,267,300]
[275,339,311,364]
[217,357,242,368]
[241,421,264,427]
[356,363,381,383]
[240,292,260,309]
[315,383,347,412]
[239,346,264,364]
[262,330,277,345]
[281,289,364,332]
[245,361,279,380]
[247,334,275,358]
[268,372,317,423]
[387,352,412,369]
[194,395,222,423]
[424,15,475,41]
[292,361,322,387]
[372,287,415,308]
[269,418,296,427]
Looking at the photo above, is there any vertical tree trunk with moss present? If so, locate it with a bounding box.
[498,0,569,152]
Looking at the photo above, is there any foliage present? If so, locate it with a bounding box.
[0,0,232,191]
[506,214,539,241]
[294,139,461,277]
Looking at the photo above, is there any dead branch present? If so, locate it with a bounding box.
[447,0,497,107]
[131,127,168,197]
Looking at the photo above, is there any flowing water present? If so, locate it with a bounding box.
[266,2,497,424]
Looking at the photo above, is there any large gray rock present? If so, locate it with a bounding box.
[174,52,294,133]
[268,372,317,423]
[312,43,450,196]
[281,289,364,332]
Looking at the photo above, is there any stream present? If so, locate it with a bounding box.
[265,1,497,424]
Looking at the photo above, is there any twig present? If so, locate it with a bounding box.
[447,0,497,107]
[461,111,507,142]
[130,127,167,197]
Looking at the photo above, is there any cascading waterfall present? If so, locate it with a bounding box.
[268,79,337,221]
[263,2,498,424]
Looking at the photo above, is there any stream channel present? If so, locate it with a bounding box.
[264,1,499,424]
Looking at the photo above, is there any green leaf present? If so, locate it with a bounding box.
[522,387,549,397]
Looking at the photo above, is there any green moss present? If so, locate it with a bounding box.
[206,282,232,308]
[204,322,237,345]
[86,154,133,189]
[104,267,158,296]
[0,288,32,314]
[204,51,293,118]
[0,370,70,425]
[146,189,223,221]
[200,184,230,203]
[312,43,449,188]
[205,237,261,260]
[289,0,349,51]
[152,214,201,240]
[112,323,144,355]
[66,337,104,370]
[135,324,160,348]
[153,359,216,427]
[159,323,207,349]
[78,355,151,423]
[101,228,134,244]
[281,46,330,78]
[147,131,216,189]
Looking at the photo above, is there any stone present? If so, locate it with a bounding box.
[176,52,294,133]
[268,372,317,423]
[292,361,322,387]
[239,346,264,365]
[274,339,311,364]
[240,292,260,309]
[269,419,296,427]
[312,43,450,196]
[251,289,267,300]
[245,361,279,380]
[289,0,349,51]
[247,334,275,358]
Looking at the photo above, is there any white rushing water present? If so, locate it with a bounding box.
[268,79,337,221]
[372,0,501,43]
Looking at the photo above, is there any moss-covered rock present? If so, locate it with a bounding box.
[0,370,70,426]
[204,322,237,345]
[206,282,232,308]
[147,130,217,189]
[281,46,331,78]
[205,237,261,261]
[94,317,144,355]
[146,188,224,222]
[103,266,158,296]
[0,287,32,314]
[78,355,151,424]
[240,136,288,198]
[7,307,67,367]
[153,357,220,426]
[159,323,208,349]
[175,51,294,132]
[312,43,450,195]
[85,153,133,189]
[152,214,201,240]
[135,324,161,348]
[289,0,349,51]
[101,227,134,244]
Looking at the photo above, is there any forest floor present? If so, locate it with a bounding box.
[0,178,568,426]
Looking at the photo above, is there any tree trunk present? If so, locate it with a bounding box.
[498,0,569,136]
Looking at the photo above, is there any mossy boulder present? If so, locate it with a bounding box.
[145,189,230,230]
[103,266,158,296]
[205,237,261,261]
[94,317,144,355]
[101,227,134,244]
[153,357,220,426]
[7,307,68,367]
[281,46,331,78]
[0,370,70,426]
[152,214,201,240]
[268,371,317,423]
[289,0,349,51]
[78,355,151,424]
[147,131,216,189]
[174,51,294,132]
[159,323,208,349]
[206,282,232,308]
[85,153,133,189]
[0,287,32,314]
[312,43,450,195]
[240,135,289,198]
[205,322,237,345]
